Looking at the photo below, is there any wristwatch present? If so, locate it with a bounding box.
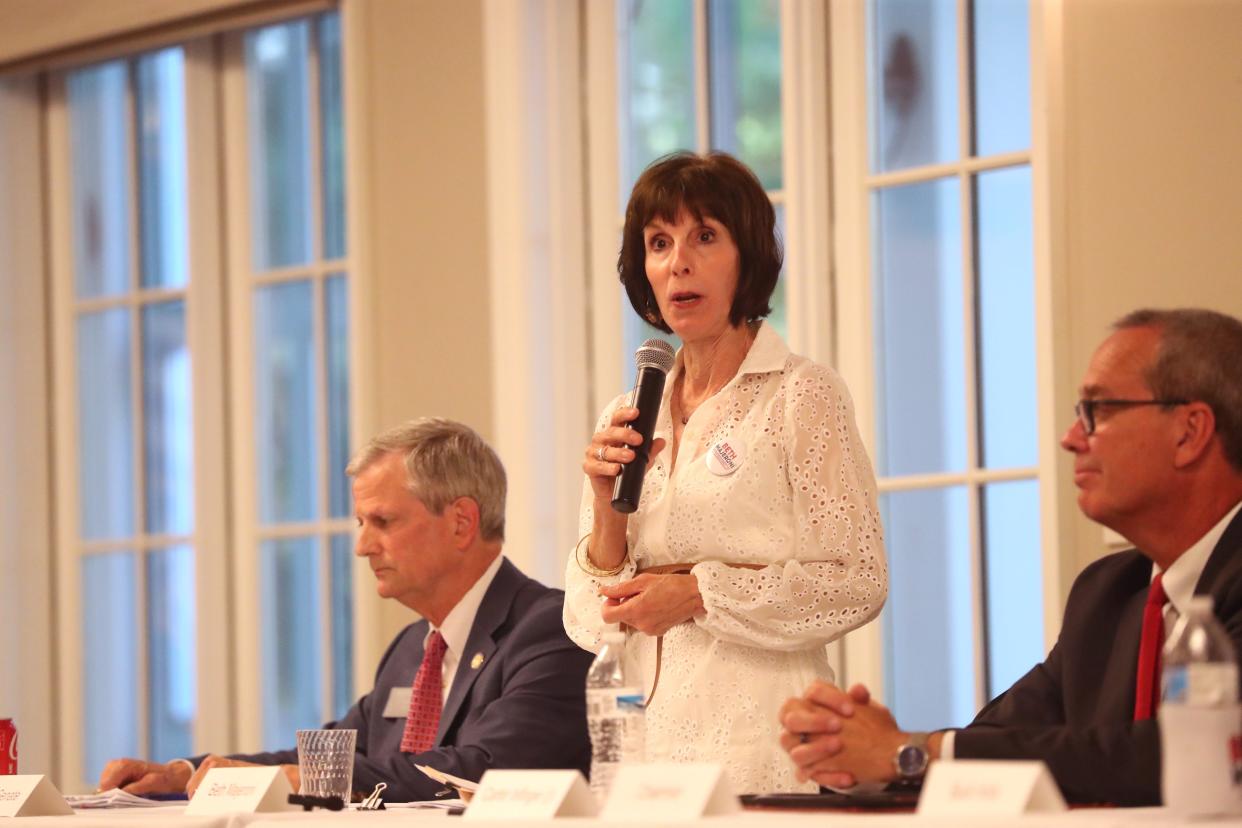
[894,731,930,780]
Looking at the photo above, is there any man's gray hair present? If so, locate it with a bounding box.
[1114,308,1242,472]
[346,418,506,541]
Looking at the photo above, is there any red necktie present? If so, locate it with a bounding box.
[1133,573,1168,721]
[400,630,448,753]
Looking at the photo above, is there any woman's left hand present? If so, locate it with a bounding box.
[599,573,704,636]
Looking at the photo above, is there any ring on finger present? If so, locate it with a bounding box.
[597,446,607,462]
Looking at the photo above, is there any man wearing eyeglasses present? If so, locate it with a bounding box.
[779,308,1242,805]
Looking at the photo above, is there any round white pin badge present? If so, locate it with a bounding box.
[706,439,745,476]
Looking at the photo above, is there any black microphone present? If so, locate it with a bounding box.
[611,338,676,513]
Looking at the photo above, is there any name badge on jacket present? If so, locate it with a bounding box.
[383,687,413,718]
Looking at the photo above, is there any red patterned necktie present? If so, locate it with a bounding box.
[1133,573,1168,721]
[400,630,448,753]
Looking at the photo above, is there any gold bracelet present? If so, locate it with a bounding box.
[573,532,628,577]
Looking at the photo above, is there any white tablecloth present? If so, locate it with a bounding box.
[12,805,1242,828]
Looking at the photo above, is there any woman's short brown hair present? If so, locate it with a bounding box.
[618,151,782,333]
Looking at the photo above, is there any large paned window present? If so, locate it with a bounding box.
[230,15,355,748]
[597,0,1044,721]
[615,0,785,384]
[61,48,196,783]
[863,0,1040,729]
[50,11,353,789]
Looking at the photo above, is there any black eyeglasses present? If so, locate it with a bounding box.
[1074,398,1189,435]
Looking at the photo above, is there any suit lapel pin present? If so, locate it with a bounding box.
[471,652,485,669]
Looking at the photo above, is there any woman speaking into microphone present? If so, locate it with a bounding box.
[563,152,888,793]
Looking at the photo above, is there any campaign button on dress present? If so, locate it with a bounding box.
[705,439,744,476]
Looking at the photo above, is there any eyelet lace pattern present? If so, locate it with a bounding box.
[564,323,888,794]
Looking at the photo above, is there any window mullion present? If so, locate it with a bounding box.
[778,0,834,364]
[125,57,155,757]
[317,533,333,722]
[307,18,337,723]
[182,34,236,757]
[877,466,1039,492]
[313,237,333,730]
[133,544,152,758]
[220,25,264,753]
[865,150,1030,189]
[47,71,90,789]
[957,0,990,713]
[307,17,326,268]
[693,0,710,152]
[958,0,974,161]
[127,61,148,545]
[825,0,885,696]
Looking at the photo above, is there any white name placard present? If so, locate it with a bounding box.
[918,760,1066,816]
[600,763,739,821]
[184,766,296,815]
[464,770,595,820]
[0,775,73,817]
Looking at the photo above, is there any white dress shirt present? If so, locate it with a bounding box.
[1159,501,1242,623]
[426,553,504,704]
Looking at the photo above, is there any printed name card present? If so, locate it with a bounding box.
[184,766,296,815]
[464,770,595,819]
[918,760,1066,816]
[0,775,73,817]
[600,763,739,821]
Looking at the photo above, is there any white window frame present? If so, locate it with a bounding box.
[828,0,1061,703]
[482,0,593,586]
[582,0,844,674]
[587,0,836,404]
[41,12,365,782]
[220,17,360,751]
[0,74,57,777]
[45,38,232,788]
[579,0,1058,700]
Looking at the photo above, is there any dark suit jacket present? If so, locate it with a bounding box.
[221,558,594,801]
[955,508,1242,805]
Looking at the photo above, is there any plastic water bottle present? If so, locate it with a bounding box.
[585,631,645,801]
[1160,595,1241,813]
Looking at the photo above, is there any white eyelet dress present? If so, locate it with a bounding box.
[563,322,888,794]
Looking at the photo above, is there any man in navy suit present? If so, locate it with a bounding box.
[780,308,1242,805]
[101,418,593,801]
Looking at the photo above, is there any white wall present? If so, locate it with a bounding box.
[0,75,55,775]
[343,0,498,648]
[1047,0,1242,588]
[0,0,306,68]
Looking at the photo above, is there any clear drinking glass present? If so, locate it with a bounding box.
[295,728,356,800]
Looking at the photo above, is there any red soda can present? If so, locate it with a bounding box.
[0,719,16,774]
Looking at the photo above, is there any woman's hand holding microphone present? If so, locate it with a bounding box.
[583,406,665,502]
[583,407,699,634]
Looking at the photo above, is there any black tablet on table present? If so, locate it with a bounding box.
[741,783,920,810]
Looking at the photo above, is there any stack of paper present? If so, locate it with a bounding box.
[414,764,478,802]
[66,788,179,809]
